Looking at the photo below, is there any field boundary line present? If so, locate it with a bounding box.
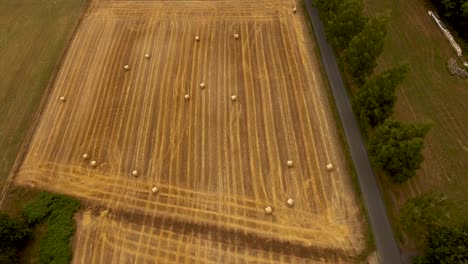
[0,0,92,208]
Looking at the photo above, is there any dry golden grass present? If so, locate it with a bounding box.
[14,0,366,262]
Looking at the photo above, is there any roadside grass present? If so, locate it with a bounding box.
[301,3,375,261]
[364,0,468,247]
[0,0,86,191]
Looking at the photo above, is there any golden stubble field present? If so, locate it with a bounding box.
[14,0,366,262]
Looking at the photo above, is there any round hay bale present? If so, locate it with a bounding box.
[265,206,273,215]
[293,7,297,13]
[195,36,200,41]
[132,170,138,177]
[286,198,294,207]
[234,33,239,39]
[200,82,206,89]
[124,65,130,71]
[287,160,293,167]
[185,94,190,100]
[231,95,237,101]
[151,186,159,193]
[326,163,333,171]
[59,96,66,102]
[90,160,97,167]
[82,153,89,160]
[144,53,150,59]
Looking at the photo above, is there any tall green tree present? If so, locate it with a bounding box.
[325,0,367,51]
[369,119,430,183]
[313,0,343,22]
[413,223,468,263]
[0,212,32,263]
[343,14,388,84]
[353,64,409,128]
[430,0,468,40]
[399,192,450,243]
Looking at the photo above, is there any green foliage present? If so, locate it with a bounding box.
[399,192,450,243]
[39,215,75,264]
[430,0,468,40]
[462,1,468,16]
[353,64,409,128]
[313,0,343,22]
[23,192,54,225]
[343,14,388,84]
[0,246,18,264]
[325,0,367,51]
[0,213,33,248]
[0,212,33,263]
[22,193,80,264]
[412,223,468,263]
[369,119,431,183]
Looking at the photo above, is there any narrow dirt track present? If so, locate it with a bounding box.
[15,0,365,262]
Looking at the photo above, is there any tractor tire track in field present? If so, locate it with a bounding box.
[14,0,366,262]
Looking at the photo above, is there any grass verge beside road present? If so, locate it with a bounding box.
[301,3,375,261]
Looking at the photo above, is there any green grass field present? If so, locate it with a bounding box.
[364,0,468,242]
[0,0,86,190]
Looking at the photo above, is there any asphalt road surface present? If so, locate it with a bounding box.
[302,1,403,264]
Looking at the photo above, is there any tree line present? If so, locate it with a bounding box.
[430,0,468,43]
[0,192,80,264]
[313,0,467,262]
[314,0,429,184]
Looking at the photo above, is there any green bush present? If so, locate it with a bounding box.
[23,192,54,225]
[353,64,409,128]
[39,217,75,264]
[325,0,367,51]
[22,193,80,264]
[369,119,431,183]
[313,0,343,22]
[413,223,468,263]
[343,14,388,84]
[399,192,450,243]
[0,212,33,263]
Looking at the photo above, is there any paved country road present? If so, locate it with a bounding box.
[302,1,403,264]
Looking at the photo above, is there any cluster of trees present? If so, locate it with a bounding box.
[430,0,468,42]
[23,192,81,264]
[413,223,468,263]
[0,192,80,264]
[399,192,468,263]
[314,0,429,184]
[369,120,430,183]
[353,64,409,128]
[0,213,32,263]
[314,1,465,262]
[315,0,388,84]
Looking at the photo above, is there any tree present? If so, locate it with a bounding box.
[399,192,450,243]
[313,0,343,22]
[343,14,388,84]
[0,212,32,263]
[353,64,409,128]
[413,223,468,263]
[369,119,430,183]
[325,0,367,51]
[430,0,468,41]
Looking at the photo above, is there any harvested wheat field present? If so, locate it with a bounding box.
[14,0,366,262]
